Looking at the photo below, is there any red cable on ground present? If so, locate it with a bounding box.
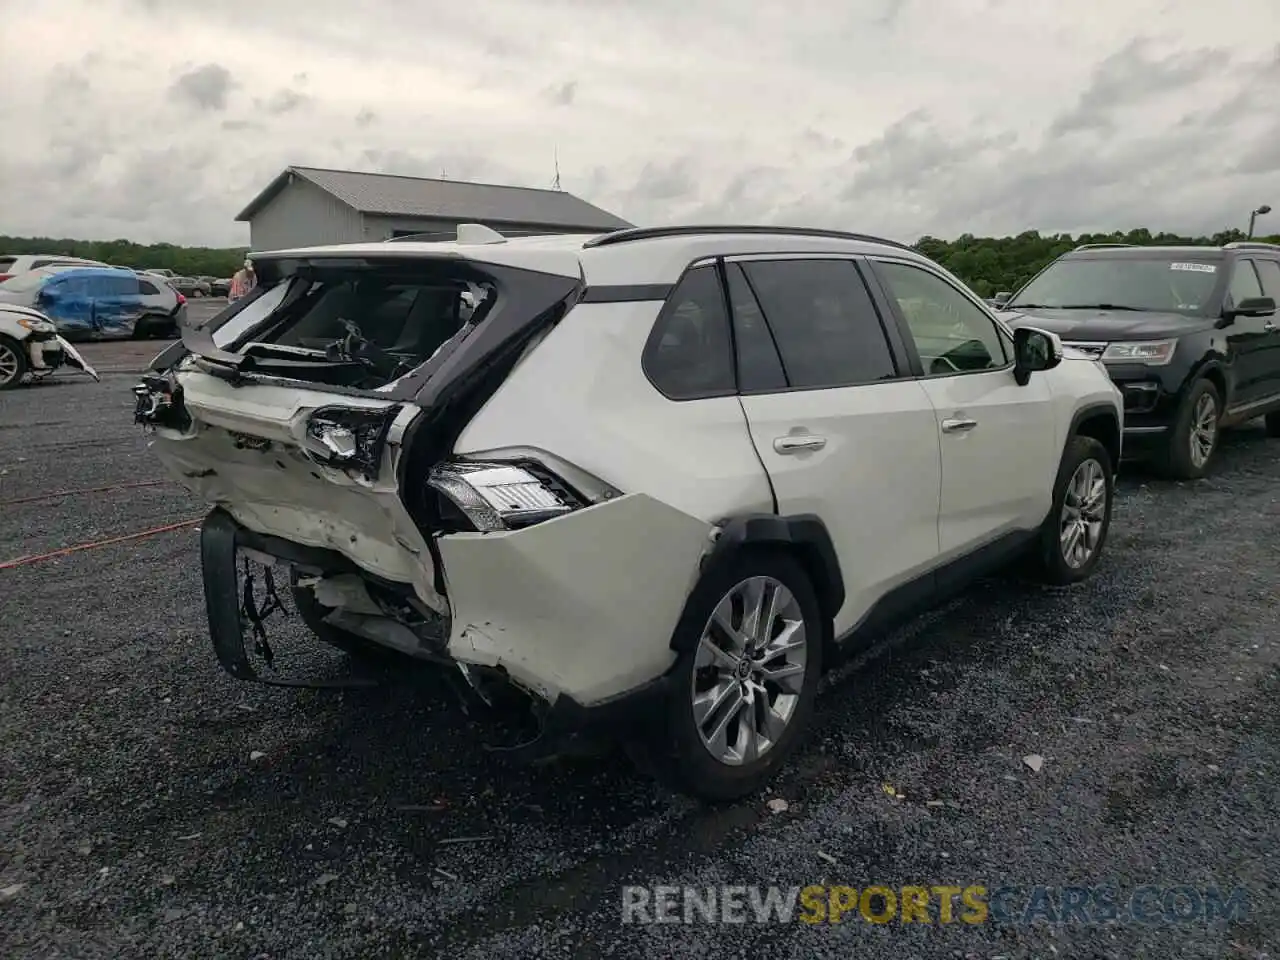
[0,479,171,508]
[0,519,201,571]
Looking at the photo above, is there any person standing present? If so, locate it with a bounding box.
[229,258,257,302]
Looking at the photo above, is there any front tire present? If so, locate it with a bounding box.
[1157,378,1220,480]
[0,335,28,390]
[1035,434,1114,586]
[633,550,824,802]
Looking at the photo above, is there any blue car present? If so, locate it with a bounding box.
[0,266,189,340]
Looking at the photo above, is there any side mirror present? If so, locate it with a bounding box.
[993,291,1012,307]
[1228,296,1276,319]
[1013,326,1062,386]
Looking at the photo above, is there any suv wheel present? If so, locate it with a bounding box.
[634,550,824,802]
[1036,434,1113,586]
[1158,378,1221,480]
[0,336,28,390]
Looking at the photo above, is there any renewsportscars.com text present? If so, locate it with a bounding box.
[621,884,1250,926]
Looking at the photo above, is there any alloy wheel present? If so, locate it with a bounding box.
[1059,457,1107,569]
[0,343,21,387]
[691,575,808,766]
[1189,393,1218,469]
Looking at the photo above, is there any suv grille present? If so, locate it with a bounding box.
[1063,341,1106,359]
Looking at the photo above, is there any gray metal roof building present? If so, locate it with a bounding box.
[236,166,633,252]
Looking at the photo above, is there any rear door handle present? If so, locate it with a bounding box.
[1265,321,1277,331]
[773,435,827,454]
[941,417,978,433]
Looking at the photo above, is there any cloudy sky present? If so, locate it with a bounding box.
[2,0,1277,247]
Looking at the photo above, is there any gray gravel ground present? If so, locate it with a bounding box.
[1,342,1277,959]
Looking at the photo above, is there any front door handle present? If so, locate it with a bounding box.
[941,417,978,433]
[773,435,827,454]
[1265,321,1277,332]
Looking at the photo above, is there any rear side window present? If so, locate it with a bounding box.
[98,274,140,296]
[739,259,897,389]
[0,258,15,273]
[139,279,160,296]
[643,264,736,400]
[1252,260,1280,300]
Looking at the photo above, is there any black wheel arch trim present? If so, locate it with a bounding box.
[1068,401,1123,467]
[669,512,845,654]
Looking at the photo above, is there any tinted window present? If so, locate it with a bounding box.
[876,260,1008,375]
[0,258,15,272]
[139,279,160,296]
[1254,260,1280,300]
[739,259,896,389]
[1009,256,1221,314]
[725,263,787,392]
[96,273,140,296]
[1229,260,1264,304]
[643,264,735,399]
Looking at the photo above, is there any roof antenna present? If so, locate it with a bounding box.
[552,147,561,191]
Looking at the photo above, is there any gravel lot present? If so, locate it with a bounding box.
[1,330,1277,959]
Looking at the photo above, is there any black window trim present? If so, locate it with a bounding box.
[720,252,911,396]
[864,254,1016,381]
[640,258,740,402]
[1251,258,1280,300]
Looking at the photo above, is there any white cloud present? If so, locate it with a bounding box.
[0,0,1276,246]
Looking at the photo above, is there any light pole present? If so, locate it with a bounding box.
[1247,204,1272,239]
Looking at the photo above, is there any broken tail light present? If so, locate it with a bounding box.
[133,372,191,430]
[427,458,620,532]
[301,405,401,481]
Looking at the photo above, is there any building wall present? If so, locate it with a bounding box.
[248,177,364,251]
[362,215,607,242]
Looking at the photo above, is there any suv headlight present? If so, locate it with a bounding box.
[1100,339,1177,365]
[427,458,621,532]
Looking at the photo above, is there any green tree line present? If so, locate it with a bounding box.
[4,226,1278,292]
[0,236,248,278]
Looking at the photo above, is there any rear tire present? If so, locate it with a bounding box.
[630,549,825,802]
[1034,434,1113,586]
[1156,378,1220,480]
[289,573,406,665]
[0,335,28,390]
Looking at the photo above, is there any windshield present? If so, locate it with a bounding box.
[1008,257,1221,315]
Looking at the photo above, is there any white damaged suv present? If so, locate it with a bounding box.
[135,224,1123,800]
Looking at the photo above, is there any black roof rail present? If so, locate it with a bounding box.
[1073,243,1135,251]
[581,224,915,252]
[1223,240,1280,251]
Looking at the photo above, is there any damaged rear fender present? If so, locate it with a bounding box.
[438,492,716,706]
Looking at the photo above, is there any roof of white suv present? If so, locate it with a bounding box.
[251,225,929,287]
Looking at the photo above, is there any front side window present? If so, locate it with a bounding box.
[739,258,897,389]
[1008,256,1221,315]
[1253,260,1280,301]
[643,264,736,399]
[725,262,787,393]
[875,260,1007,376]
[1227,260,1263,306]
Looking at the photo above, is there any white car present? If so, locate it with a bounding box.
[0,305,99,389]
[0,254,104,282]
[134,224,1123,799]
